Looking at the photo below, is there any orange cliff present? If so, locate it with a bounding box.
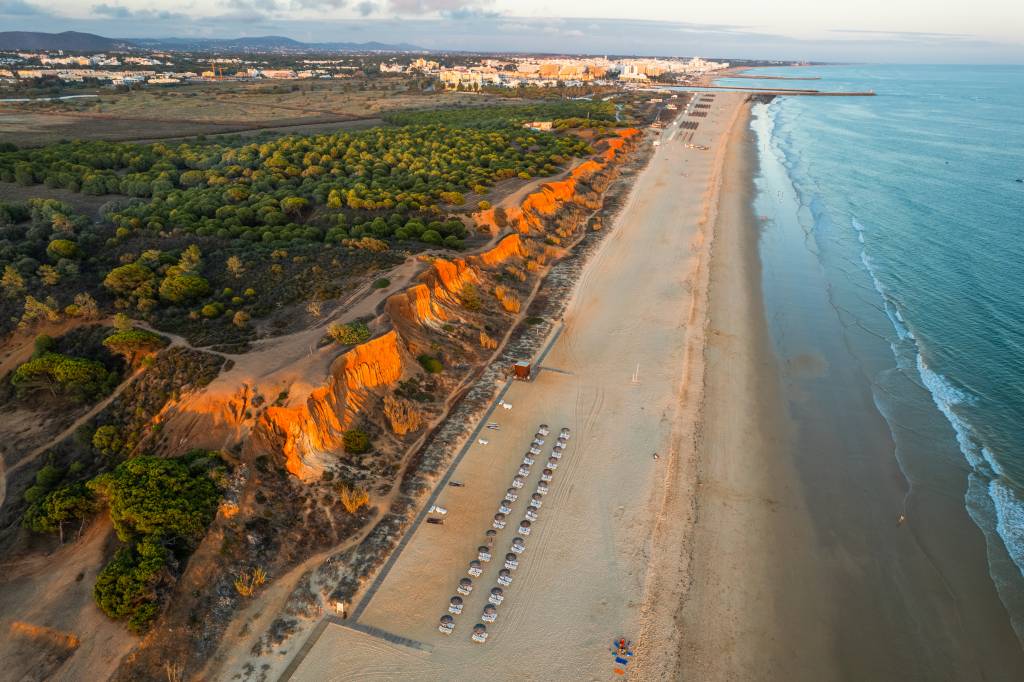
[474,128,640,235]
[156,128,640,482]
[255,330,407,480]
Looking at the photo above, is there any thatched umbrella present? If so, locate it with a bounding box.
[541,468,554,482]
[532,437,545,447]
[505,487,518,502]
[560,427,572,439]
[499,499,512,515]
[525,506,539,522]
[497,568,513,586]
[529,493,543,508]
[547,457,559,469]
[468,559,483,577]
[518,519,532,535]
[522,452,535,466]
[551,444,564,458]
[478,545,492,562]
[511,537,526,554]
[471,623,489,643]
[512,475,526,489]
[538,424,550,436]
[448,596,464,614]
[518,464,531,478]
[536,481,549,495]
[488,587,505,605]
[438,614,455,634]
[504,552,519,570]
[457,577,474,595]
[529,445,543,456]
[485,529,497,548]
[482,604,498,623]
[493,512,507,529]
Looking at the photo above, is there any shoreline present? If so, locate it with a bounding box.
[679,95,1024,680]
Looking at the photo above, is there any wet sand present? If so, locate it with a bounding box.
[678,102,1024,680]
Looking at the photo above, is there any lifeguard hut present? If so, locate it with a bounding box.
[512,361,532,381]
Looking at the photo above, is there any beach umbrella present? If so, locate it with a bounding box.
[541,468,554,482]
[458,577,473,595]
[471,623,489,643]
[497,568,513,586]
[482,604,498,622]
[511,537,526,554]
[512,475,525,489]
[468,559,483,577]
[478,545,492,562]
[532,437,545,447]
[534,432,545,441]
[518,464,531,477]
[488,587,505,605]
[536,481,549,495]
[499,500,512,515]
[526,507,539,521]
[529,445,543,455]
[438,614,455,634]
[560,427,571,439]
[551,445,564,458]
[547,457,559,469]
[504,553,519,570]
[529,493,543,508]
[538,424,550,435]
[523,453,535,465]
[493,512,507,529]
[518,520,532,535]
[505,488,518,502]
[449,596,464,614]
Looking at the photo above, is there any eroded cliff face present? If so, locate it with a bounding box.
[255,330,407,479]
[159,128,641,482]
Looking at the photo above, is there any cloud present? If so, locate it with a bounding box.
[293,0,348,8]
[91,3,186,20]
[355,0,377,15]
[386,0,491,16]
[0,0,48,15]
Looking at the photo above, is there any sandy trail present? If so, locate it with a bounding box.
[284,93,747,681]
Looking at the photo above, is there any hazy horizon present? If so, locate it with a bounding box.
[1,0,1022,63]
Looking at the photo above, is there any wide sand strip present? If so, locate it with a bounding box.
[287,94,748,681]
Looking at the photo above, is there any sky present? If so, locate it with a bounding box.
[1,0,1023,62]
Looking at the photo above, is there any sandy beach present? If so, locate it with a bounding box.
[283,93,748,681]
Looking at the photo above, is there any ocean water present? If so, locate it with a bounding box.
[734,65,1024,638]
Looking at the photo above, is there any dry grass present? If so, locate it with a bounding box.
[339,484,370,514]
[233,566,268,598]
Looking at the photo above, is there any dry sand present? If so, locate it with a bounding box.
[285,94,750,681]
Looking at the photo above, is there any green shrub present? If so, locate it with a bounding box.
[327,321,371,346]
[342,429,371,454]
[418,354,443,374]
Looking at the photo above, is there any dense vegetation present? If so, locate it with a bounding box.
[382,100,619,128]
[0,102,608,344]
[88,453,224,632]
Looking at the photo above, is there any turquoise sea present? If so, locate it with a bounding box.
[726,64,1024,640]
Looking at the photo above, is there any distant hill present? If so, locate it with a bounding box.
[0,30,423,53]
[0,30,131,51]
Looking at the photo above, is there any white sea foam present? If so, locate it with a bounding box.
[914,353,1008,479]
[860,249,915,341]
[990,479,1024,578]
